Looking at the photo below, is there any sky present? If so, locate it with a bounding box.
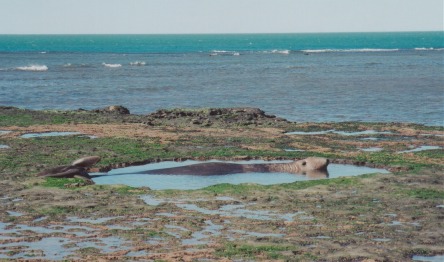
[0,0,442,34]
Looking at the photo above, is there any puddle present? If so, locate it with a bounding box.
[361,137,380,141]
[75,236,129,253]
[398,146,442,153]
[385,220,420,227]
[126,250,150,257]
[21,132,81,138]
[140,194,303,222]
[0,145,10,149]
[284,148,305,152]
[0,220,129,260]
[2,223,96,236]
[181,220,223,246]
[412,255,444,262]
[139,195,163,206]
[215,196,235,201]
[0,237,77,260]
[360,147,383,152]
[420,133,444,137]
[92,160,389,190]
[177,203,301,222]
[6,211,24,217]
[312,236,331,239]
[156,212,178,217]
[67,216,121,224]
[0,130,12,135]
[361,136,414,141]
[372,238,391,242]
[33,216,48,223]
[230,230,285,238]
[286,129,392,136]
[165,225,190,238]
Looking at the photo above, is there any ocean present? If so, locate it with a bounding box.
[0,32,443,126]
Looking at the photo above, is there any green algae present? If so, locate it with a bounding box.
[42,177,87,189]
[404,189,444,199]
[1,107,443,261]
[216,243,295,259]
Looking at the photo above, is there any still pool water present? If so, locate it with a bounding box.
[412,255,444,262]
[21,131,81,138]
[91,160,389,190]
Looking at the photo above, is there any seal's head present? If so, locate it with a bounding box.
[295,157,329,172]
[71,156,101,168]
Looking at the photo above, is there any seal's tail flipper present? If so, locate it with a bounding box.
[72,156,101,168]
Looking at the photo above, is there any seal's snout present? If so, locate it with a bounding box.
[316,157,329,170]
[322,158,330,170]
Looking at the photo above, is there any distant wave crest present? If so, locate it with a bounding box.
[302,48,399,53]
[102,63,122,68]
[16,65,48,71]
[271,49,290,55]
[130,61,146,66]
[64,63,93,68]
[414,47,444,51]
[210,50,241,56]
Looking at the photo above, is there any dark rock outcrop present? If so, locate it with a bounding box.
[94,105,130,115]
[144,107,287,127]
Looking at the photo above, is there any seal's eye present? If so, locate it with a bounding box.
[302,161,306,166]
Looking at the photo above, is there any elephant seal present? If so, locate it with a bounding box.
[128,157,329,177]
[37,156,329,180]
[36,156,101,180]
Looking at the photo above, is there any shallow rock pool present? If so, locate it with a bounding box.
[21,131,81,138]
[92,160,389,190]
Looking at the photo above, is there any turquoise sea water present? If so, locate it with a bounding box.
[0,32,443,125]
[1,32,443,53]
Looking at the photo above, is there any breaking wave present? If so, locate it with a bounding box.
[271,49,290,55]
[102,63,122,68]
[16,65,48,71]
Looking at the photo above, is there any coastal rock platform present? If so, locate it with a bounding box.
[0,106,443,261]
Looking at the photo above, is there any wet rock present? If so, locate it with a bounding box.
[94,105,130,114]
[191,119,201,125]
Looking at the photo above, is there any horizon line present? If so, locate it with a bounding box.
[1,30,443,36]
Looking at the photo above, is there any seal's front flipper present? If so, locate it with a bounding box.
[36,165,88,178]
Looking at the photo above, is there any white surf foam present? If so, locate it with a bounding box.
[102,63,122,68]
[271,49,290,55]
[414,47,435,51]
[16,65,48,71]
[210,50,241,56]
[129,61,146,66]
[302,48,399,53]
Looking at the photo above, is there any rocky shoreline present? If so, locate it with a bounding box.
[0,106,443,261]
